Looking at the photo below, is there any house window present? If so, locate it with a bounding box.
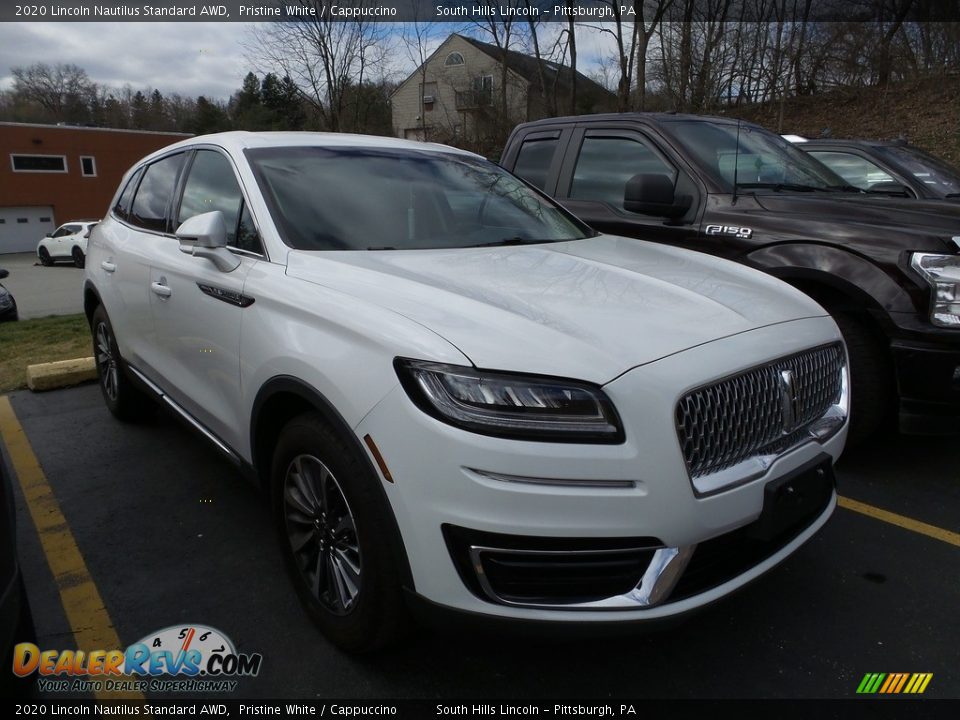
[10,154,68,173]
[17,218,28,223]
[445,52,465,66]
[420,82,438,110]
[80,156,97,177]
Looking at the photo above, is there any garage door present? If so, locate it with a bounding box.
[0,206,55,254]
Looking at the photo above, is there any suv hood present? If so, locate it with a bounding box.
[286,235,827,383]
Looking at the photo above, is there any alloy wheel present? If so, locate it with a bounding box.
[95,322,119,402]
[283,454,361,615]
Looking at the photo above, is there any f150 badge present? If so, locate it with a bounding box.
[706,225,753,239]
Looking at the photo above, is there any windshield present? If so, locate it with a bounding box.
[245,146,592,251]
[874,145,960,198]
[665,120,848,192]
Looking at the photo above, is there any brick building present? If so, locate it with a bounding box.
[0,122,190,253]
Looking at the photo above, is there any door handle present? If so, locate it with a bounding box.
[151,281,172,298]
[101,261,116,273]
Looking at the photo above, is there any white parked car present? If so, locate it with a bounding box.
[83,132,848,651]
[37,221,98,268]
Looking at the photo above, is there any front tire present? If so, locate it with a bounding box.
[38,247,52,267]
[272,412,406,653]
[72,247,85,268]
[91,305,155,422]
[832,312,894,444]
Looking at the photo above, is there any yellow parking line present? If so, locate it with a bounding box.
[838,495,960,548]
[0,395,143,701]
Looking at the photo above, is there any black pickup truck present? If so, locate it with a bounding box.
[501,113,960,441]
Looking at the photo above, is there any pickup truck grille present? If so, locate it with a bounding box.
[676,344,844,480]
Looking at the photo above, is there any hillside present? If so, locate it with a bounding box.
[728,75,960,166]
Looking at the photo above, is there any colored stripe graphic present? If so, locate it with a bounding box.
[857,672,932,694]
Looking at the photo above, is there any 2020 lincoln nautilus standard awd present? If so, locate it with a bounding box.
[83,132,849,651]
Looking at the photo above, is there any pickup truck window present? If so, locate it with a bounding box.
[666,121,842,192]
[514,136,558,191]
[247,146,591,251]
[806,151,894,191]
[570,135,675,210]
[873,145,960,197]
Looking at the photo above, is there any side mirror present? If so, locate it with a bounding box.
[867,181,913,198]
[175,211,240,273]
[624,174,691,218]
[45,232,53,238]
[0,269,8,280]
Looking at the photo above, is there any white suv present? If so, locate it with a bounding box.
[84,132,848,651]
[38,221,98,268]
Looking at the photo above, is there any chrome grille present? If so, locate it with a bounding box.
[676,344,844,479]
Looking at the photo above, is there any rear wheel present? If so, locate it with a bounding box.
[72,246,85,268]
[832,312,894,444]
[38,247,52,267]
[91,305,155,422]
[272,412,406,653]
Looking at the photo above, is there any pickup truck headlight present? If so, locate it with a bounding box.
[394,358,624,443]
[911,253,960,328]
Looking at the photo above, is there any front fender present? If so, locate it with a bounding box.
[745,243,917,315]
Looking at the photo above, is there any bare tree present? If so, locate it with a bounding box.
[247,0,391,133]
[11,62,95,122]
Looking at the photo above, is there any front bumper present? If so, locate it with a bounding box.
[356,316,845,622]
[891,339,960,434]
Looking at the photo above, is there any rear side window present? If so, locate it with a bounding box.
[113,168,143,221]
[178,150,261,254]
[130,154,185,233]
[513,136,558,191]
[571,135,676,209]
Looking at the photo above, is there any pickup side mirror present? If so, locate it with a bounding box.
[867,181,913,198]
[175,211,240,273]
[624,174,691,219]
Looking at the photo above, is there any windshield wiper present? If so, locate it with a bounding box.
[465,236,551,248]
[829,184,865,193]
[736,182,831,193]
[365,246,397,250]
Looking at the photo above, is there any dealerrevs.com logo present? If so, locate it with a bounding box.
[12,624,263,693]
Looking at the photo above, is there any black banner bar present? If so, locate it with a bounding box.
[4,1,960,23]
[4,699,960,719]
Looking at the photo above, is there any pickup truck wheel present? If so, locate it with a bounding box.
[832,312,893,444]
[38,247,52,267]
[91,305,155,422]
[272,412,406,653]
[72,247,85,268]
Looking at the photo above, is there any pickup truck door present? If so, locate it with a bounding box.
[550,126,704,250]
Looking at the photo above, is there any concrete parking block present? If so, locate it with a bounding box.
[25,357,95,391]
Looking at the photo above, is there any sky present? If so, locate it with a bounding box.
[0,23,257,99]
[0,21,613,102]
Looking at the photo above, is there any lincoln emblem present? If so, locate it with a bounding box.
[779,369,798,433]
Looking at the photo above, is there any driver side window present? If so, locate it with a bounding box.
[178,150,263,255]
[570,135,676,211]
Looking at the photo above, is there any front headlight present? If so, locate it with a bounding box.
[0,289,11,310]
[394,358,624,443]
[911,252,960,328]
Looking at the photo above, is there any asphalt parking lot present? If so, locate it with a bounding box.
[2,383,958,700]
[0,252,84,319]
